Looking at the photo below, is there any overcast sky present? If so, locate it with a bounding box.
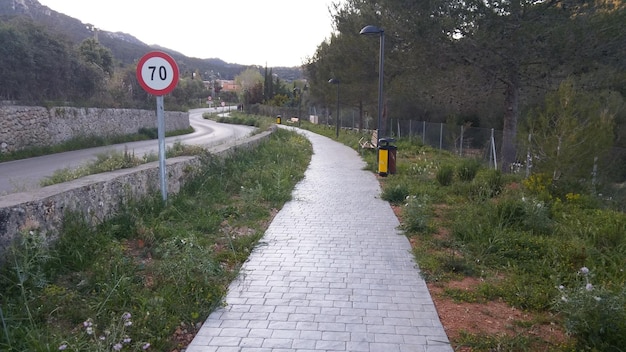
[37,0,343,67]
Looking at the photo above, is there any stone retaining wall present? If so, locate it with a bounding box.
[0,129,273,259]
[0,105,189,153]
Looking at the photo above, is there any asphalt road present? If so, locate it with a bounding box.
[0,107,254,196]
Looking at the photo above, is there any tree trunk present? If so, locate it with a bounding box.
[500,0,522,173]
[359,100,364,131]
[501,68,520,173]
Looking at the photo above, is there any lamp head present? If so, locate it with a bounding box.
[360,25,383,35]
[328,78,340,84]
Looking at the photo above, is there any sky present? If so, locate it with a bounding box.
[37,0,343,67]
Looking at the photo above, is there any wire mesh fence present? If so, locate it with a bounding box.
[390,119,505,169]
[251,105,626,202]
[390,119,626,180]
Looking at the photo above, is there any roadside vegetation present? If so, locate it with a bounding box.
[303,123,626,351]
[202,111,273,130]
[0,127,193,163]
[31,111,267,187]
[0,126,312,351]
[40,142,205,187]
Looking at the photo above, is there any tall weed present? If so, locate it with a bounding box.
[401,195,432,233]
[467,168,503,201]
[555,268,626,351]
[456,158,481,182]
[381,182,410,204]
[436,164,455,186]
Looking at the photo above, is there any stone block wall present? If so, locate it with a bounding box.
[0,105,189,153]
[0,129,273,259]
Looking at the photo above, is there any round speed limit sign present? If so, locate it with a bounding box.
[136,51,179,96]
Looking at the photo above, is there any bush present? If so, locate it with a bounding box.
[401,195,432,233]
[555,268,626,351]
[436,165,455,186]
[457,158,481,182]
[493,196,552,234]
[381,183,410,204]
[138,127,158,139]
[468,169,502,200]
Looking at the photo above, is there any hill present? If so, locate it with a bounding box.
[0,0,302,81]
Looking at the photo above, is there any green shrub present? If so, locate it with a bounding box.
[138,127,158,139]
[457,158,481,182]
[468,169,503,200]
[381,183,410,204]
[555,268,626,351]
[493,196,553,234]
[401,195,432,233]
[436,165,455,186]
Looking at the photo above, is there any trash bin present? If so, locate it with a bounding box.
[378,138,397,177]
[276,115,282,124]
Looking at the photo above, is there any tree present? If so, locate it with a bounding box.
[263,65,274,102]
[235,68,264,107]
[522,79,619,194]
[0,21,32,100]
[169,76,208,110]
[304,29,380,131]
[319,0,625,171]
[78,38,114,76]
[0,17,114,103]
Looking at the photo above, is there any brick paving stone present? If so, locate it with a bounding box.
[186,129,452,352]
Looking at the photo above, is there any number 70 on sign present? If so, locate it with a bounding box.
[136,51,179,96]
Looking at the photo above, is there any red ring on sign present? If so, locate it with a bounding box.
[136,51,179,96]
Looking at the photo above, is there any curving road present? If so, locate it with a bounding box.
[0,107,254,196]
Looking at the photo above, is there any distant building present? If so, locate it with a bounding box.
[217,80,238,92]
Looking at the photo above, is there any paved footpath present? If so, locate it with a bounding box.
[186,129,452,352]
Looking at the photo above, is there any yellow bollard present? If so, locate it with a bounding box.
[378,147,389,176]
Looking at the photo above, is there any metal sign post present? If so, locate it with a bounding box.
[136,51,179,202]
[156,95,167,201]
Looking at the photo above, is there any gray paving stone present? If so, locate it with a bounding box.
[187,129,452,351]
[262,338,293,349]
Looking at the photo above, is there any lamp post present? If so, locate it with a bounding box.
[359,25,384,148]
[328,78,340,139]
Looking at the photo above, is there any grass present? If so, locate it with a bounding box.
[0,126,312,351]
[0,127,194,163]
[299,122,626,351]
[41,142,206,186]
[394,150,626,350]
[203,111,275,132]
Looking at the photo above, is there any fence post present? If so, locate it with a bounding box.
[397,120,401,139]
[423,121,426,144]
[439,123,443,150]
[490,128,498,170]
[460,125,464,156]
[526,133,532,177]
[592,156,598,192]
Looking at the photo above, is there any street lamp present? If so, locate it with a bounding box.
[359,25,384,148]
[328,78,340,139]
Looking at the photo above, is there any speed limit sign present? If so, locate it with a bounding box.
[136,51,180,202]
[136,51,179,95]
